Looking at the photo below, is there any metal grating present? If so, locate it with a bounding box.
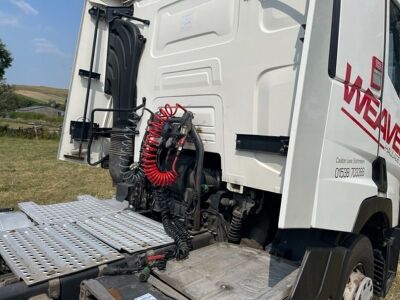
[18,197,127,225]
[0,223,124,285]
[77,195,128,211]
[0,212,33,231]
[77,211,173,253]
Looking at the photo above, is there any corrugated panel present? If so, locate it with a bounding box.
[0,223,123,285]
[18,197,127,225]
[77,211,173,253]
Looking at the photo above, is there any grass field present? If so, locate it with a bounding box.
[0,137,114,209]
[13,85,68,105]
[0,118,39,129]
[0,117,61,130]
[0,136,399,298]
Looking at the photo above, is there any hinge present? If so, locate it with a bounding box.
[79,69,100,80]
[88,5,149,25]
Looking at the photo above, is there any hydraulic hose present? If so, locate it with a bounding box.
[190,126,204,231]
[154,189,190,259]
[228,208,243,244]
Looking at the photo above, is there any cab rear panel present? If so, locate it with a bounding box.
[1,0,399,299]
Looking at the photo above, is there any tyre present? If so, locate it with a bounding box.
[342,235,375,300]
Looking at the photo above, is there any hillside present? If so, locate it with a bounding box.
[0,85,67,135]
[13,85,68,105]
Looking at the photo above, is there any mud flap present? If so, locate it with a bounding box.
[289,247,349,300]
[374,227,400,297]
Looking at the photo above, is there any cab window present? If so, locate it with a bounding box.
[389,1,400,95]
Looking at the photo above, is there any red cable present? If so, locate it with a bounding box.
[147,254,166,262]
[142,104,187,186]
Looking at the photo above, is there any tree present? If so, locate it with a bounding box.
[0,40,14,112]
[0,39,12,81]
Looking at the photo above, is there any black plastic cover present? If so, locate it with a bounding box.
[372,156,388,193]
[104,19,145,129]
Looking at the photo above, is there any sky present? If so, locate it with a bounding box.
[0,0,83,88]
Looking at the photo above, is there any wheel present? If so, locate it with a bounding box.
[342,235,374,300]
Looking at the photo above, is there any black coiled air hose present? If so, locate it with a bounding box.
[154,189,190,259]
[109,132,127,183]
[173,216,193,250]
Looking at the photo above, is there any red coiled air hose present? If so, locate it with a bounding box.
[142,104,187,186]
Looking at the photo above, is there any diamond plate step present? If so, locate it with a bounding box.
[154,243,299,300]
[77,211,173,253]
[19,197,127,225]
[0,223,124,285]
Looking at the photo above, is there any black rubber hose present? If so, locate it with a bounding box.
[190,127,204,231]
[87,131,108,166]
[154,189,190,260]
[228,209,243,244]
[173,216,192,249]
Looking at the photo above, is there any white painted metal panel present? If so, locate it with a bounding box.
[334,0,385,98]
[380,1,400,227]
[59,0,308,194]
[281,0,385,231]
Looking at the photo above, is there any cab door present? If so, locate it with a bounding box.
[380,0,400,227]
[280,0,386,231]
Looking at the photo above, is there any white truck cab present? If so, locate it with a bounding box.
[1,1,400,299]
